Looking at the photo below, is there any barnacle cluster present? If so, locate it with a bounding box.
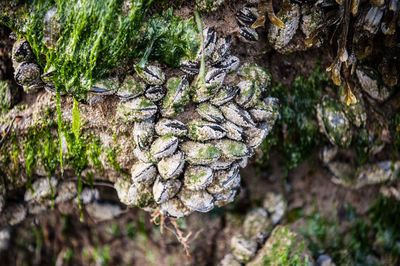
[112,27,280,217]
[241,0,399,104]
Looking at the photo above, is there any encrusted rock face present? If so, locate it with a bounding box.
[0,27,279,223]
[110,28,280,217]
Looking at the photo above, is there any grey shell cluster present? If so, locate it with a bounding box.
[12,38,43,94]
[114,27,280,218]
[236,6,260,42]
[236,2,323,52]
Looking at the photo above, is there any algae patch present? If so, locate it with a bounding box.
[0,1,200,100]
[261,65,327,172]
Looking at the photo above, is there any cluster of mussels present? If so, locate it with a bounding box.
[236,1,315,51]
[317,91,400,189]
[113,27,280,218]
[235,0,399,103]
[4,22,279,218]
[11,38,44,93]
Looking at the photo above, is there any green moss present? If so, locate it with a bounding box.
[1,132,22,184]
[300,195,400,265]
[262,226,311,266]
[64,119,88,175]
[24,126,40,191]
[198,145,220,159]
[186,170,206,185]
[138,8,200,68]
[88,135,103,170]
[261,64,327,172]
[0,81,13,115]
[105,146,129,177]
[1,1,200,100]
[227,141,246,157]
[21,110,58,199]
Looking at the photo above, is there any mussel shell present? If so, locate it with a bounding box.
[117,97,158,121]
[131,162,157,184]
[15,62,42,87]
[155,118,188,137]
[188,120,227,141]
[236,7,259,26]
[223,121,244,141]
[220,102,256,128]
[133,120,155,150]
[240,27,259,42]
[178,189,215,212]
[152,177,181,204]
[213,55,240,73]
[184,166,214,191]
[197,103,226,123]
[145,85,166,102]
[211,85,239,106]
[180,141,221,165]
[161,198,193,218]
[136,65,166,85]
[150,135,179,161]
[157,150,185,180]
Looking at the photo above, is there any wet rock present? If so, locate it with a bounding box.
[317,254,336,266]
[24,177,58,203]
[263,192,286,225]
[243,208,271,239]
[231,234,258,263]
[85,201,123,222]
[248,226,313,265]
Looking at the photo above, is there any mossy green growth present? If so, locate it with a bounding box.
[0,1,200,100]
[163,76,191,115]
[260,226,311,266]
[137,8,200,68]
[63,100,88,175]
[0,80,16,115]
[105,146,129,177]
[87,134,103,170]
[63,99,87,220]
[261,65,327,172]
[21,109,59,199]
[198,145,221,159]
[300,195,400,265]
[1,132,21,183]
[186,170,206,185]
